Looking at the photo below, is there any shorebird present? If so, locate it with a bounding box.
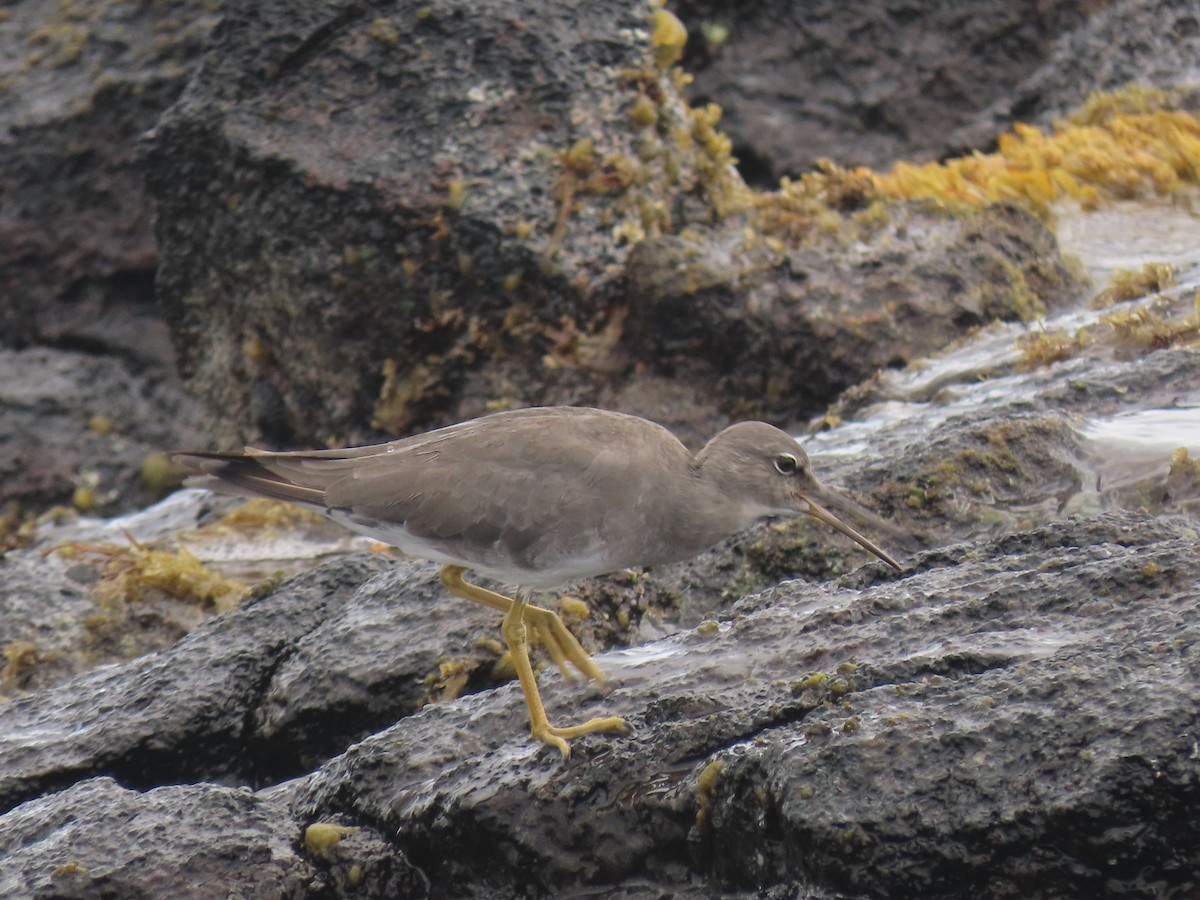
[173,406,901,756]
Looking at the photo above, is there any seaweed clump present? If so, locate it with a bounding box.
[864,86,1200,219]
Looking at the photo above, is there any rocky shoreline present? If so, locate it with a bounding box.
[3,0,1200,897]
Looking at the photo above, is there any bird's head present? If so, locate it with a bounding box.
[698,422,901,570]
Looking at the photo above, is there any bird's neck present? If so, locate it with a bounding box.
[645,462,762,566]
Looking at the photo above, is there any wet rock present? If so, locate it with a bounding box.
[681,315,1200,610]
[0,556,394,812]
[0,0,219,359]
[296,511,1200,898]
[0,777,319,900]
[624,202,1083,421]
[0,346,205,515]
[3,501,1199,895]
[251,561,508,776]
[0,551,577,811]
[674,0,1094,179]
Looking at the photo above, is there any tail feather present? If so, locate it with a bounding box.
[171,452,329,506]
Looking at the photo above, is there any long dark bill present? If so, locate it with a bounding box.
[802,496,902,570]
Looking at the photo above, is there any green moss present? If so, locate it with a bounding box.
[1019,283,1200,370]
[445,177,467,212]
[27,22,89,68]
[366,17,401,45]
[140,452,175,491]
[793,672,829,693]
[1091,262,1176,309]
[304,823,358,862]
[650,8,687,69]
[628,93,658,129]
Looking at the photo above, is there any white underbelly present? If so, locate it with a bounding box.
[326,509,611,592]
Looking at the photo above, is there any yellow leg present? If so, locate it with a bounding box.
[500,592,628,757]
[439,564,601,682]
[439,564,628,757]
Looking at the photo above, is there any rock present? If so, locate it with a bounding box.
[6,503,1200,895]
[144,0,662,446]
[624,202,1082,420]
[675,0,1200,183]
[143,0,1085,445]
[0,0,219,520]
[0,0,219,360]
[0,777,321,900]
[0,347,205,515]
[293,511,1200,897]
[674,0,1094,179]
[0,552,93,697]
[953,0,1200,151]
[0,550,606,813]
[250,560,510,776]
[0,557,393,813]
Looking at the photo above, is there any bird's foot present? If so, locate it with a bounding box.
[533,715,630,759]
[522,603,604,683]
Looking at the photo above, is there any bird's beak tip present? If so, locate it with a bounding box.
[801,495,903,572]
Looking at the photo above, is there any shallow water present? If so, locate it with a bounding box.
[1056,198,1200,284]
[800,196,1200,523]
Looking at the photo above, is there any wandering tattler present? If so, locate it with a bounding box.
[173,406,900,756]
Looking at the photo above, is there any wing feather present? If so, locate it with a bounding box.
[172,407,693,576]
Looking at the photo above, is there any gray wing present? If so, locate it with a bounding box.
[318,411,677,563]
[172,408,687,571]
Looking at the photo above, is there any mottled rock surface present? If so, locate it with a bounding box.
[3,509,1199,898]
[0,347,203,515]
[0,778,321,900]
[143,0,1085,447]
[953,0,1200,152]
[294,513,1200,898]
[674,0,1094,180]
[4,327,1200,898]
[0,0,219,358]
[674,0,1200,181]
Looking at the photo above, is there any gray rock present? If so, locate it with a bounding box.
[295,511,1200,898]
[0,777,319,900]
[0,347,204,515]
[144,0,657,446]
[251,560,507,775]
[0,556,393,812]
[143,0,1085,446]
[624,202,1083,422]
[953,0,1200,150]
[0,550,568,811]
[4,483,1199,896]
[675,0,1093,179]
[676,0,1200,182]
[0,0,219,358]
[0,551,96,697]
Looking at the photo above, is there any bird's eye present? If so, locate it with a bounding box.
[774,453,799,475]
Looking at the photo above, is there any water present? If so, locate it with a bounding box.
[1074,408,1200,514]
[1056,199,1200,284]
[799,197,1200,524]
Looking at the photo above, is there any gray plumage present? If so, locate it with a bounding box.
[173,406,899,590]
